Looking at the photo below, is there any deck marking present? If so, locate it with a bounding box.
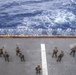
[41,44,48,75]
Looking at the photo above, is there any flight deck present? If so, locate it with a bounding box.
[0,37,76,75]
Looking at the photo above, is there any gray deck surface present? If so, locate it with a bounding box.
[0,38,76,75]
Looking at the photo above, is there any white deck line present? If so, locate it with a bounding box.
[41,44,48,75]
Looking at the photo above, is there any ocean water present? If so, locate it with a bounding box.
[0,0,76,35]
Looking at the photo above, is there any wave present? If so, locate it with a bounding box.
[0,0,76,35]
[22,9,76,29]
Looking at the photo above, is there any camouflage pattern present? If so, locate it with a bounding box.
[35,65,41,74]
[3,51,9,62]
[70,46,76,57]
[57,51,64,62]
[52,47,58,58]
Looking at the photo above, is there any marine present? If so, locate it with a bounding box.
[19,52,25,61]
[57,51,64,62]
[3,51,9,62]
[70,46,76,57]
[52,47,58,58]
[35,65,41,74]
[0,46,4,57]
[16,45,20,55]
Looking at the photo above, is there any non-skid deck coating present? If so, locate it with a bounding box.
[0,38,76,75]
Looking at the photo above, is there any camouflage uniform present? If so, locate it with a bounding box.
[0,47,4,57]
[70,46,76,57]
[52,47,58,58]
[57,51,64,62]
[19,52,25,61]
[3,52,9,62]
[16,45,20,55]
[35,65,41,74]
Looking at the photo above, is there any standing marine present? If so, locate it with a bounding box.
[16,45,20,55]
[70,46,76,57]
[0,46,4,57]
[19,52,25,61]
[3,51,9,62]
[35,65,41,74]
[57,51,64,62]
[52,47,58,58]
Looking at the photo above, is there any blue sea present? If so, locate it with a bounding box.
[0,0,76,35]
